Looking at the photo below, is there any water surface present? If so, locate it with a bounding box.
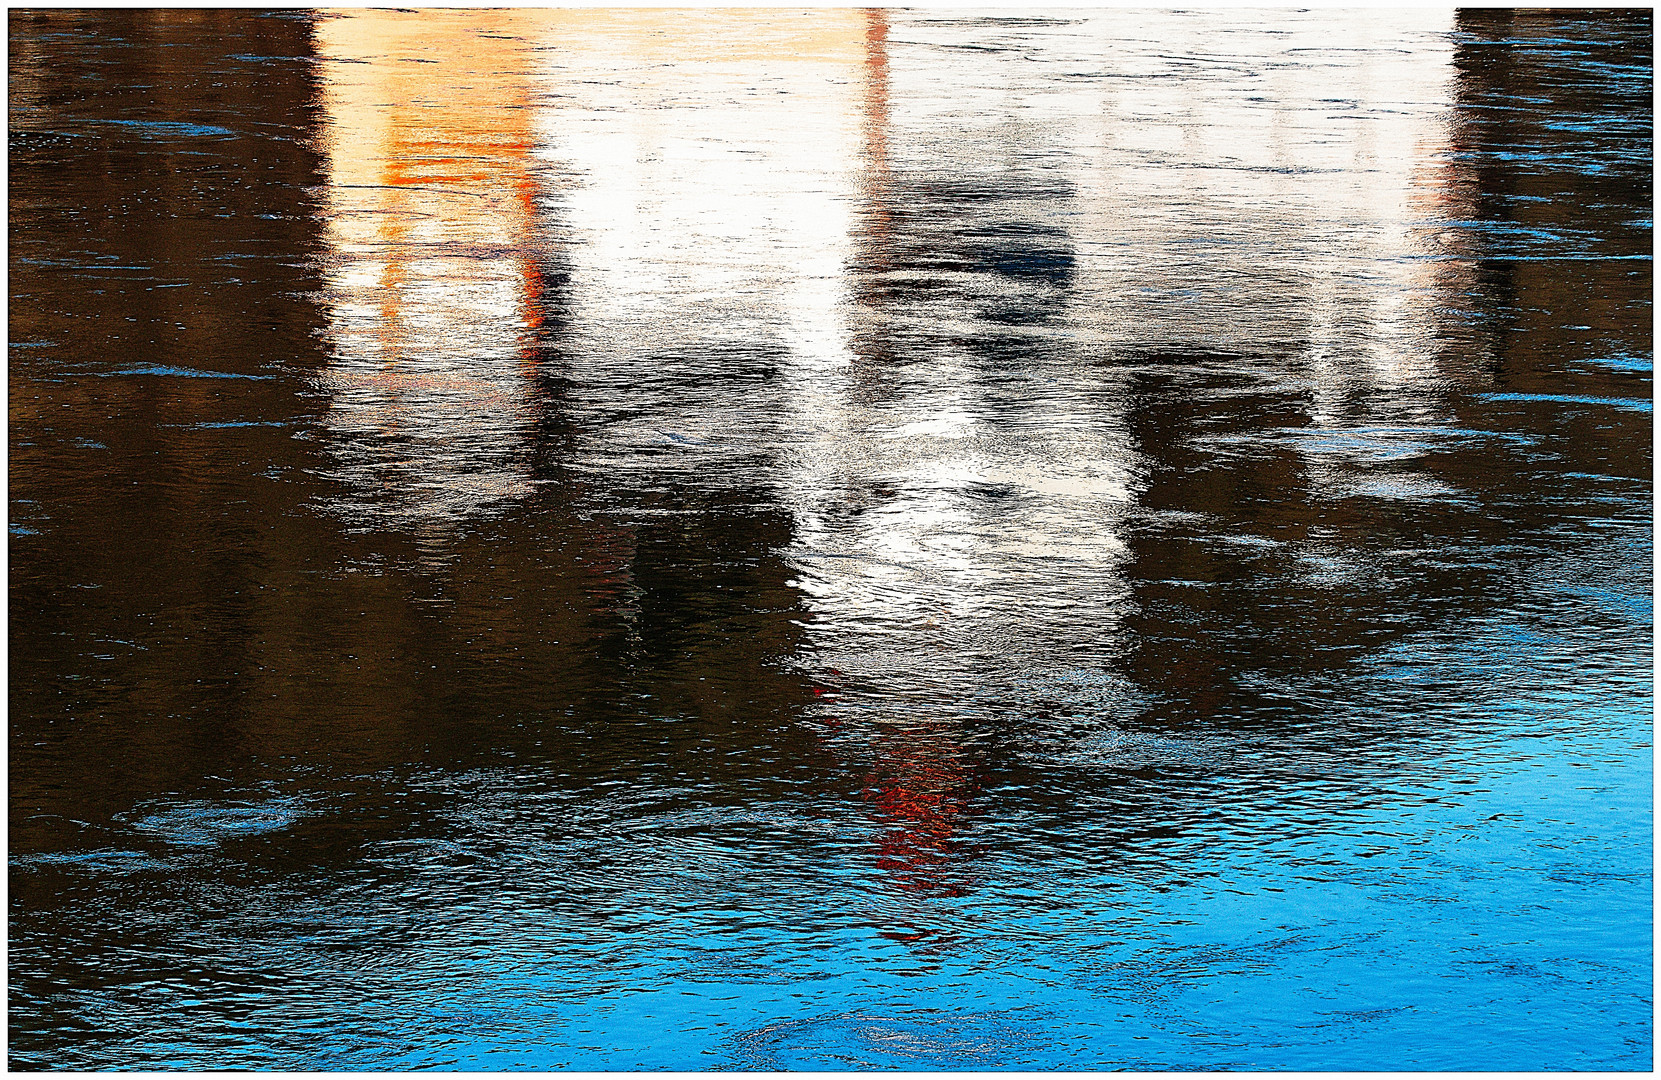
[9,8,1652,1070]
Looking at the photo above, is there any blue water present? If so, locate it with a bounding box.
[94,365,276,380]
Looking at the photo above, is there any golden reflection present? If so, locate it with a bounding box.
[314,10,552,534]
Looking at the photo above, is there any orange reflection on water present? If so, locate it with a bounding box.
[314,10,552,531]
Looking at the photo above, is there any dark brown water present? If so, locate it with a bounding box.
[9,9,1651,1069]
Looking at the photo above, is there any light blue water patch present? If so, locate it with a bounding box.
[122,797,305,848]
[96,365,275,380]
[1469,254,1650,262]
[1581,353,1653,374]
[1475,392,1651,411]
[96,119,237,139]
[12,849,172,874]
[1555,580,1654,625]
[174,420,292,429]
[10,524,41,536]
[297,627,1647,1067]
[296,785,1650,1070]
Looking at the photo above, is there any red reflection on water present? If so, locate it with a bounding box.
[862,725,977,899]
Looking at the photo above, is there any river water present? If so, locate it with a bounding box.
[8,8,1652,1070]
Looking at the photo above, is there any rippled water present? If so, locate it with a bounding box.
[9,8,1652,1070]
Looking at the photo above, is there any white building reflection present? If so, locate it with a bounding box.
[1041,10,1473,490]
[308,9,1476,881]
[312,7,1472,536]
